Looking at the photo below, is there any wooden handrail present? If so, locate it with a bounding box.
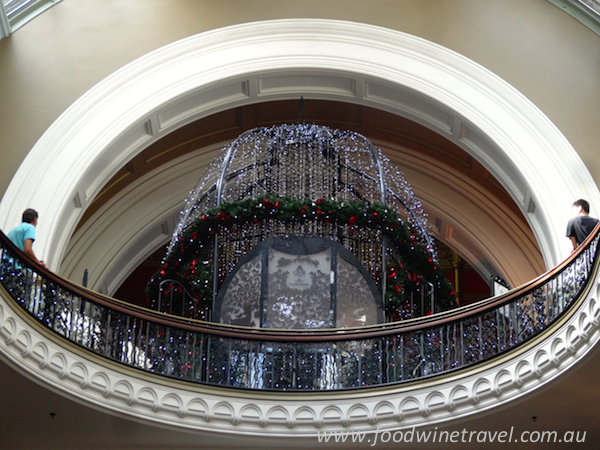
[1,223,598,342]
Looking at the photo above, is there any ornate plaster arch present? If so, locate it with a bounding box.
[0,19,596,270]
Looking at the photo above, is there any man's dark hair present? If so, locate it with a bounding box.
[573,199,591,214]
[22,209,38,224]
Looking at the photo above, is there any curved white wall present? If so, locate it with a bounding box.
[60,145,223,294]
[0,19,596,273]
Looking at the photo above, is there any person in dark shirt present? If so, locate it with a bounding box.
[566,199,599,251]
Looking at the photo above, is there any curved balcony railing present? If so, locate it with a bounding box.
[0,227,598,391]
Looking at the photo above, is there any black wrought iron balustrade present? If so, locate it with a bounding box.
[153,279,211,321]
[0,228,598,391]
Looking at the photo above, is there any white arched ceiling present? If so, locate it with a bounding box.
[0,19,597,272]
[381,142,544,286]
[61,144,223,294]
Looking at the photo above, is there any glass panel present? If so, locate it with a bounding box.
[336,256,379,327]
[2,0,61,31]
[266,246,332,329]
[219,254,262,327]
[576,0,600,17]
[4,0,34,17]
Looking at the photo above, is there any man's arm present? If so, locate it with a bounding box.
[570,236,578,251]
[23,239,48,269]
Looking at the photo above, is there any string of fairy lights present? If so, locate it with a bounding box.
[151,123,453,322]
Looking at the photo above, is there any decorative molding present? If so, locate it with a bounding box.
[381,141,544,286]
[0,19,597,273]
[1,269,599,436]
[60,143,224,294]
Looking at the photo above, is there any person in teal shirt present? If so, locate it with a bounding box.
[7,209,48,269]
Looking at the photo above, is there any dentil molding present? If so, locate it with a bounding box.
[0,271,599,436]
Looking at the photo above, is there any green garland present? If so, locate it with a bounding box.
[147,195,456,312]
